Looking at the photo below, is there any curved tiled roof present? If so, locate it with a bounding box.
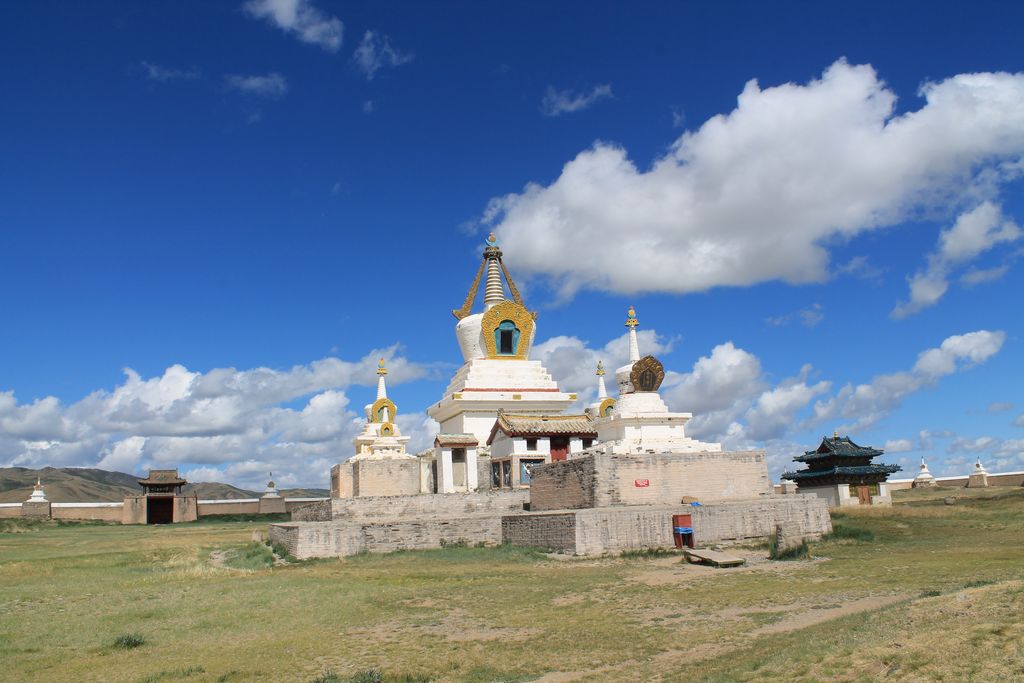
[487,412,596,444]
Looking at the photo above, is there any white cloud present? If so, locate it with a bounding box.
[225,72,289,98]
[883,438,915,453]
[892,201,1021,317]
[947,435,1024,472]
[0,347,429,490]
[766,303,824,328]
[141,62,200,82]
[540,84,614,117]
[243,0,343,52]
[814,330,1005,431]
[483,60,1024,299]
[987,401,1014,414]
[1013,414,1024,428]
[352,31,413,80]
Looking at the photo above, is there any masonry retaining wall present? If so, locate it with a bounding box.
[530,451,771,511]
[269,514,503,559]
[329,489,529,522]
[501,496,831,556]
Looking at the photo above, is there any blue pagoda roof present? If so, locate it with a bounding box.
[794,435,884,463]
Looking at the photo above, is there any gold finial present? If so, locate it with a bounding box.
[596,361,605,376]
[625,306,638,328]
[377,357,388,376]
[833,429,839,439]
[488,232,496,243]
[36,477,41,488]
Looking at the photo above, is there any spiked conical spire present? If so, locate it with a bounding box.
[625,306,640,362]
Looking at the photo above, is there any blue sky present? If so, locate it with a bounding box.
[2,1,1023,489]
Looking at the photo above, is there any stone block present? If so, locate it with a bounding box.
[21,501,51,519]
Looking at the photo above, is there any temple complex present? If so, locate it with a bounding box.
[269,234,833,558]
[782,434,901,506]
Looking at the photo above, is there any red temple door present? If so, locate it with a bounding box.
[856,486,871,505]
[550,437,569,462]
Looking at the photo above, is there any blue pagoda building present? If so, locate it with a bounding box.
[783,432,901,507]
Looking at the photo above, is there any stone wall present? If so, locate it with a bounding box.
[330,489,529,522]
[0,504,21,519]
[269,514,503,559]
[501,512,578,552]
[21,501,52,519]
[290,499,332,522]
[353,458,421,497]
[51,503,123,522]
[691,496,832,544]
[528,457,595,510]
[501,496,831,556]
[530,451,770,511]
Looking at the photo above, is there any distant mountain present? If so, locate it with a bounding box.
[0,467,327,503]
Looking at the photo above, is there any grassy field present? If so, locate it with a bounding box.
[1,488,1022,683]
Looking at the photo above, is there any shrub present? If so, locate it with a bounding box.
[620,547,673,559]
[112,633,146,649]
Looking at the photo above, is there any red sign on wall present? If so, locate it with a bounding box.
[634,479,650,488]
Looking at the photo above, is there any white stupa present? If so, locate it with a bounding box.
[912,458,936,488]
[27,477,48,503]
[592,307,721,455]
[262,472,281,499]
[352,358,414,460]
[586,361,616,419]
[967,457,990,488]
[428,233,575,445]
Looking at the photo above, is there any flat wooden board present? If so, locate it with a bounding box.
[683,548,746,567]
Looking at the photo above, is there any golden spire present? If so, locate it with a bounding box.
[377,357,388,376]
[596,360,605,376]
[833,429,839,439]
[625,306,638,328]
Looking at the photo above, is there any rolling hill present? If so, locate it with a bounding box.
[0,467,328,503]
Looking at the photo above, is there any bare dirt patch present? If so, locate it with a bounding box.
[753,593,909,635]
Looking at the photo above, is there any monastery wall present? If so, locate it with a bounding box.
[290,499,332,521]
[52,503,124,522]
[530,451,770,511]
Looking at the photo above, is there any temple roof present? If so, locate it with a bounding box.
[781,464,901,481]
[487,412,596,444]
[434,433,480,447]
[795,435,884,462]
[138,469,187,486]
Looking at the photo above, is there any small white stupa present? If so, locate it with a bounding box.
[967,457,990,488]
[912,458,937,488]
[586,361,616,419]
[27,477,48,503]
[262,472,281,498]
[592,307,720,455]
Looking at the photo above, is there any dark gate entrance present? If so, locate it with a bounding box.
[147,497,174,524]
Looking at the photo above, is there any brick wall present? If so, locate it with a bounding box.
[528,457,595,511]
[290,499,332,522]
[52,504,124,522]
[502,512,577,552]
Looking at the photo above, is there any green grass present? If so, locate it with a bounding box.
[0,489,1022,682]
[112,633,146,649]
[769,537,809,560]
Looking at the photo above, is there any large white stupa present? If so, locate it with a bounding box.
[427,234,575,445]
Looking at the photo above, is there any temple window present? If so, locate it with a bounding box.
[582,438,593,449]
[526,438,538,451]
[496,320,520,355]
